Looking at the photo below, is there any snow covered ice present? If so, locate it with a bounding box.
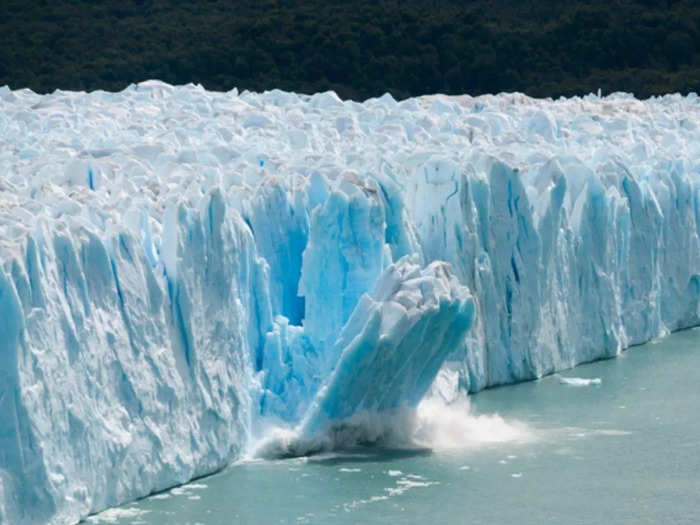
[0,81,699,523]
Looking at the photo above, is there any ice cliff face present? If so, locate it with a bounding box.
[0,82,698,523]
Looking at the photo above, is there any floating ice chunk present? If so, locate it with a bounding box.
[87,507,149,524]
[559,376,603,386]
[185,483,208,490]
[385,478,439,496]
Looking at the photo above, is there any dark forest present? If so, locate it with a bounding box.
[1,0,698,99]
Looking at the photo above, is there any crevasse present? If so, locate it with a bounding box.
[0,82,698,523]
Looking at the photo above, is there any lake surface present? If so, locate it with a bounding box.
[91,328,700,525]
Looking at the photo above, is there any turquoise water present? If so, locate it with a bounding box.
[92,329,700,525]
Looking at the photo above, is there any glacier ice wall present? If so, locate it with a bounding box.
[0,190,266,524]
[0,82,699,522]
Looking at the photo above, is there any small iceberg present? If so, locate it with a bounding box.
[558,376,602,387]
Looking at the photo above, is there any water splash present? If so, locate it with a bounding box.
[412,394,533,450]
[251,390,532,458]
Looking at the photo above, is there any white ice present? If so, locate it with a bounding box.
[558,376,603,386]
[0,82,698,523]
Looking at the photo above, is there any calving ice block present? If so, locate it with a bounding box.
[0,81,698,523]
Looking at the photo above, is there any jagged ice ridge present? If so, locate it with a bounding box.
[0,82,698,523]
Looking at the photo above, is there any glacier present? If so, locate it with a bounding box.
[0,81,699,523]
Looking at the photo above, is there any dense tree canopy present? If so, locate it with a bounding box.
[1,0,698,99]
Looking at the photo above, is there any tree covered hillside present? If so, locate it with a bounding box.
[1,0,698,99]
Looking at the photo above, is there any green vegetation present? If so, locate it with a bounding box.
[1,0,698,99]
